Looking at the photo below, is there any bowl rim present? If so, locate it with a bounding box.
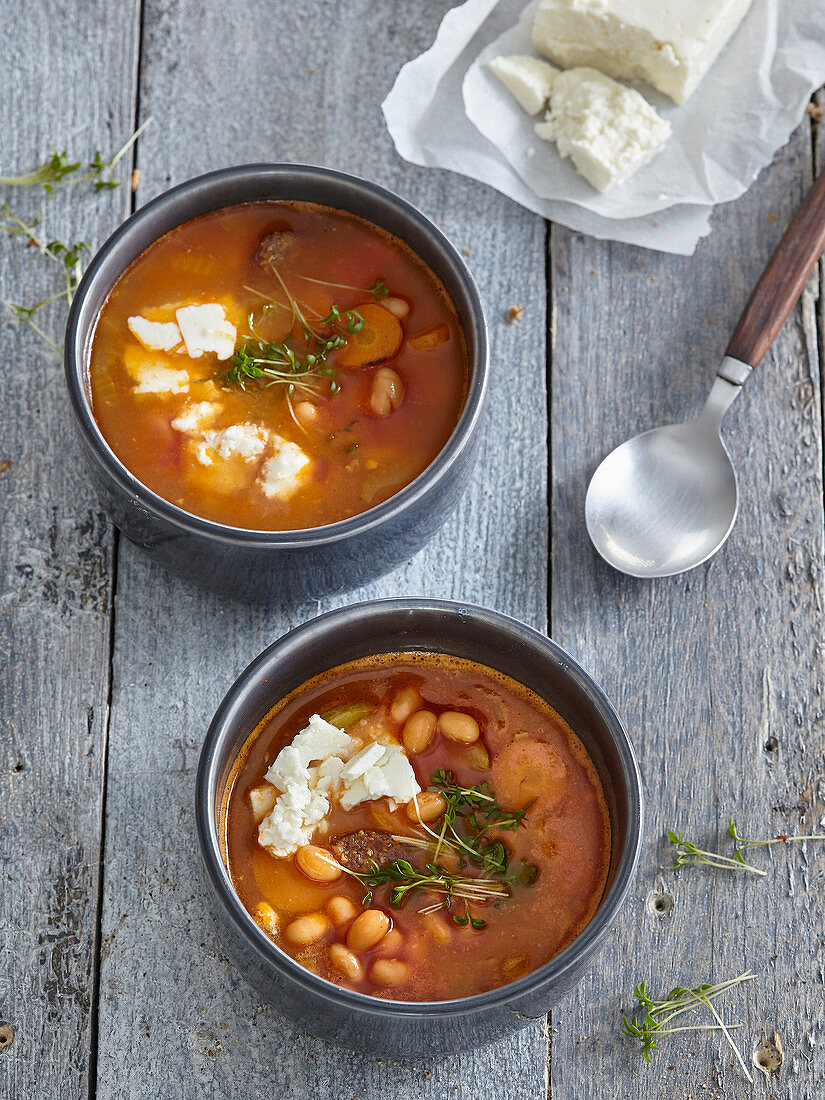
[196,597,643,1018]
[64,163,488,548]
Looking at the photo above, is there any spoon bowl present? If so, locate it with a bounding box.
[585,416,738,578]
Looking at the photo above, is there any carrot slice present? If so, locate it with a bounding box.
[409,324,450,351]
[490,740,567,815]
[335,303,403,368]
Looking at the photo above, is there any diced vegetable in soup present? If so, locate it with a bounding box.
[222,653,611,1002]
[89,203,468,530]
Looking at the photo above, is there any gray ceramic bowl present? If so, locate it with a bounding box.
[196,599,643,1057]
[64,165,488,602]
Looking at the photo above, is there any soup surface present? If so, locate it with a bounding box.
[223,653,611,1002]
[89,202,468,530]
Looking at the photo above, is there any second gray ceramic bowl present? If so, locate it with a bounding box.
[196,598,643,1058]
[64,165,488,603]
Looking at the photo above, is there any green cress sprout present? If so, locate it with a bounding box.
[295,275,388,301]
[0,120,153,351]
[668,816,825,876]
[621,971,756,1082]
[226,303,364,407]
[0,204,89,352]
[336,771,538,931]
[342,857,511,921]
[0,117,152,193]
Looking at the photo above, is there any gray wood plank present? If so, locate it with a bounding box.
[94,1,550,1096]
[0,2,139,1096]
[549,119,825,1099]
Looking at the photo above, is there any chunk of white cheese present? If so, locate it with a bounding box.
[170,401,221,435]
[489,55,560,116]
[257,714,420,857]
[265,715,353,792]
[535,67,671,192]
[127,315,182,352]
[532,0,753,105]
[195,422,269,466]
[133,362,190,395]
[257,437,310,498]
[259,715,354,858]
[176,303,237,360]
[338,743,420,812]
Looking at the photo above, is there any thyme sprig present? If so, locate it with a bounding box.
[621,971,756,1081]
[668,816,825,876]
[0,117,152,193]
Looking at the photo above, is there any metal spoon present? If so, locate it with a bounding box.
[586,169,825,578]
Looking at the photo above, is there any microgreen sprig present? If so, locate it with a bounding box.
[226,301,363,409]
[1,203,90,352]
[296,275,388,300]
[342,856,508,915]
[414,769,537,883]
[0,117,153,193]
[668,816,825,876]
[621,971,756,1081]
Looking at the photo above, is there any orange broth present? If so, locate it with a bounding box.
[88,202,468,530]
[222,654,611,1002]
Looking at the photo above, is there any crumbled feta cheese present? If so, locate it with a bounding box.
[128,315,182,352]
[257,437,310,498]
[259,716,353,858]
[170,401,221,435]
[195,422,269,466]
[532,0,752,105]
[535,67,671,192]
[265,715,352,792]
[257,714,419,857]
[339,742,387,782]
[339,743,420,812]
[133,362,190,395]
[489,55,559,115]
[176,303,237,360]
[249,782,279,823]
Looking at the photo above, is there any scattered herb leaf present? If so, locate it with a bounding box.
[621,971,756,1082]
[668,816,825,876]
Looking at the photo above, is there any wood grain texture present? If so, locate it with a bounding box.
[549,122,825,1100]
[0,2,139,1097]
[727,162,825,368]
[92,1,550,1097]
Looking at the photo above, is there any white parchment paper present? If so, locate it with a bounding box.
[382,0,825,254]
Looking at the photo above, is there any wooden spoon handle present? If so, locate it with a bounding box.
[726,167,825,368]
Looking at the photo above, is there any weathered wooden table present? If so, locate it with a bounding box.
[2,2,824,1097]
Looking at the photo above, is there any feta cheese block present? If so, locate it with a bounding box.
[175,303,237,360]
[127,315,182,352]
[535,67,671,192]
[257,437,311,498]
[488,54,559,116]
[532,0,753,104]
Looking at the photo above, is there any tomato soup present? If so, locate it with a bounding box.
[89,203,468,530]
[222,654,611,1002]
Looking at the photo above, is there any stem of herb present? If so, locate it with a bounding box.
[668,816,825,875]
